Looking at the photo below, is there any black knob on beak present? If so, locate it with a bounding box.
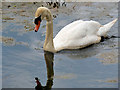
[35,30,37,32]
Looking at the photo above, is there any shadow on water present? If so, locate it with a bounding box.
[35,51,54,90]
[57,44,99,60]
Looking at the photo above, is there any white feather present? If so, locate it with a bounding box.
[53,19,117,51]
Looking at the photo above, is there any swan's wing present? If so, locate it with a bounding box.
[53,20,101,51]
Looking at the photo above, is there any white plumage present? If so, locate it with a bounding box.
[53,19,117,51]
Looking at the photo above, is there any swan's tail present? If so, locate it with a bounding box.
[97,19,117,37]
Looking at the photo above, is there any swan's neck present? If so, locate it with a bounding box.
[43,21,56,53]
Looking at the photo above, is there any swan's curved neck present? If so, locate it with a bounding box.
[43,20,56,53]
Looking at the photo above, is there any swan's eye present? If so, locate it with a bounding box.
[34,15,42,25]
[34,18,38,25]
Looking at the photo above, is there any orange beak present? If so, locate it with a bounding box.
[34,21,41,32]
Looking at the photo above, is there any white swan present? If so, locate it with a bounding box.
[34,7,117,53]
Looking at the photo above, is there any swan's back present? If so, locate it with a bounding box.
[53,20,101,51]
[53,19,117,51]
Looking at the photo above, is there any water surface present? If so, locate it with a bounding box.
[2,2,118,88]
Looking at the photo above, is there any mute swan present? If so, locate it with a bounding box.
[34,7,117,53]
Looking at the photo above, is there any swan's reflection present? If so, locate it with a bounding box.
[35,51,54,90]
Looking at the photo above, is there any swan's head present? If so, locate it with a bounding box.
[34,7,52,32]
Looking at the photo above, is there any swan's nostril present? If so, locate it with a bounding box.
[35,30,37,32]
